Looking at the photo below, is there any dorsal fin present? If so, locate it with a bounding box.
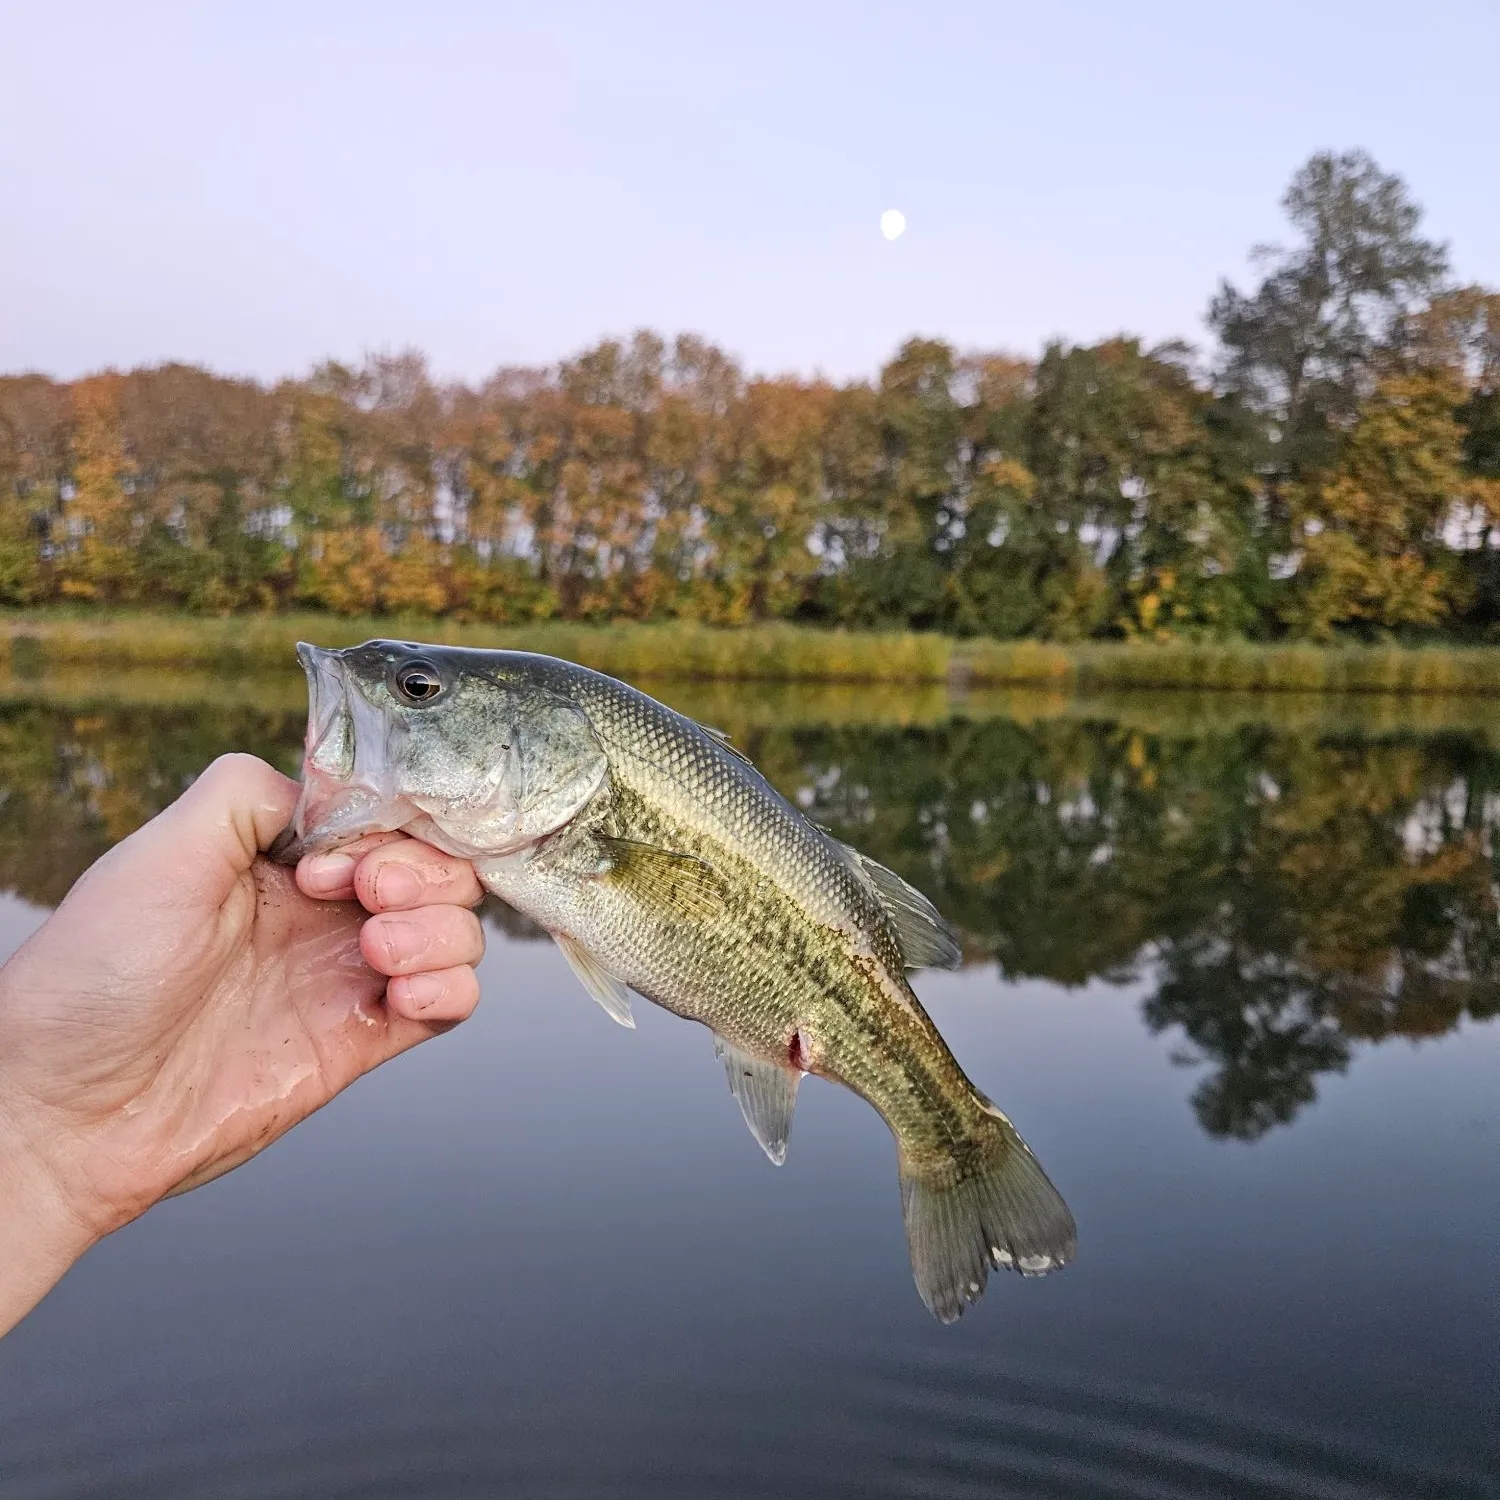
[839,842,961,969]
[554,933,636,1028]
[714,1035,801,1165]
[697,721,756,766]
[597,836,726,922]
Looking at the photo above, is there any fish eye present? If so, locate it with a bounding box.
[394,661,444,704]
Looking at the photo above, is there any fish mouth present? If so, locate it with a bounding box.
[300,640,349,768]
[268,642,414,864]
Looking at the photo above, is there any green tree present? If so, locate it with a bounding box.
[1409,287,1500,633]
[818,338,963,629]
[1011,339,1264,639]
[1209,150,1449,494]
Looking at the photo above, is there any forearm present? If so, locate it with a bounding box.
[0,1098,99,1337]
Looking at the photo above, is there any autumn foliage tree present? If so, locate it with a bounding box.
[1286,371,1471,637]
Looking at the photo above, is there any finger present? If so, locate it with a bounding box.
[351,840,484,913]
[360,904,485,977]
[296,831,409,900]
[386,964,481,1024]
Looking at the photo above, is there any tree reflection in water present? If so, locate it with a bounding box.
[0,693,1493,1141]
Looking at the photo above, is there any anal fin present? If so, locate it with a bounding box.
[714,1035,800,1165]
[555,934,636,1029]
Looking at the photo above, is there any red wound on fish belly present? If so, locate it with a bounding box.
[787,1029,807,1071]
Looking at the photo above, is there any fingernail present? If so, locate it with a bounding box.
[375,863,423,907]
[379,919,425,964]
[401,971,445,1012]
[302,853,356,893]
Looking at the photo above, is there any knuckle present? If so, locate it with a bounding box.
[462,912,486,958]
[414,844,477,888]
[430,852,473,891]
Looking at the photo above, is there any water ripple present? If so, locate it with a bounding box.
[4,1347,1493,1500]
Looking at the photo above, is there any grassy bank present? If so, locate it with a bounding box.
[961,638,1500,695]
[3,611,1500,696]
[0,613,951,683]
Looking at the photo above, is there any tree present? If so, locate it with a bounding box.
[1007,339,1264,640]
[0,376,69,603]
[1406,288,1500,633]
[937,354,1042,638]
[842,337,966,629]
[59,374,137,600]
[1285,370,1473,638]
[1209,150,1449,490]
[710,376,831,622]
[114,364,286,610]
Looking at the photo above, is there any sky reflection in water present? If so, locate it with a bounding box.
[0,680,1494,1498]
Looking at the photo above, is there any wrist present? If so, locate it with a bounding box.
[0,1091,101,1336]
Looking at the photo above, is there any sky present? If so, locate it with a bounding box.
[2,0,1498,385]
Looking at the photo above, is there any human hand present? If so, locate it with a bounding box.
[0,754,485,1335]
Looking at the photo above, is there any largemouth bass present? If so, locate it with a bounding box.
[272,639,1075,1320]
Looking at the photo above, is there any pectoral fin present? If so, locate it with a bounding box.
[714,1035,801,1165]
[555,934,635,1028]
[597,836,726,922]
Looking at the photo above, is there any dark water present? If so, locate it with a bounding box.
[0,682,1495,1499]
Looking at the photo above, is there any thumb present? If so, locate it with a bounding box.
[130,754,299,898]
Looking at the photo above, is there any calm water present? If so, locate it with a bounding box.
[0,679,1495,1499]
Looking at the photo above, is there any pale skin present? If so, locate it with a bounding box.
[0,753,487,1338]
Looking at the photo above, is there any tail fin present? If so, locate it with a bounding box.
[898,1110,1075,1323]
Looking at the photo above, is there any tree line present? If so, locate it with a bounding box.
[2,150,1497,641]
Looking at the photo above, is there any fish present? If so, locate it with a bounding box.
[271,639,1076,1321]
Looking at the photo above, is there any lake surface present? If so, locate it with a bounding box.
[0,676,1495,1499]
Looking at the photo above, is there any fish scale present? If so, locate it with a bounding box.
[276,639,1077,1321]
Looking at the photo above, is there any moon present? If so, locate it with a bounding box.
[880,209,906,242]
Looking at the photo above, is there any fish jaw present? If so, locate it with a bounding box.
[269,770,415,863]
[269,643,418,863]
